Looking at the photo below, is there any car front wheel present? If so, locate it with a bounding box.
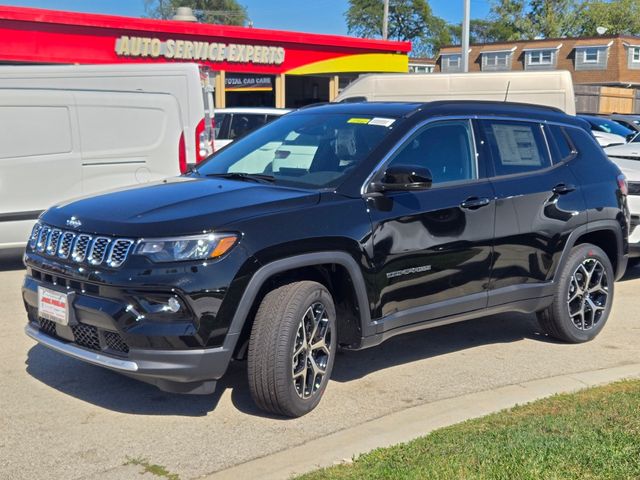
[247,281,336,417]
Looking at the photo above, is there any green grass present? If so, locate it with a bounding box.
[124,456,180,480]
[297,380,640,480]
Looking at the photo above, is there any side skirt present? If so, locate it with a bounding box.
[354,283,554,350]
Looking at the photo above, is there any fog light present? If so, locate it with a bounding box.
[167,296,181,313]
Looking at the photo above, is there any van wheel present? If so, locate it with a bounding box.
[537,243,614,343]
[247,281,336,417]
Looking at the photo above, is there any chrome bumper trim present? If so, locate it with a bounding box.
[25,324,138,372]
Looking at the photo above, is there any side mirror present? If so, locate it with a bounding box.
[370,165,432,193]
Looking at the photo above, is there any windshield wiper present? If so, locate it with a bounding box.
[203,172,276,183]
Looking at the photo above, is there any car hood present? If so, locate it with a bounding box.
[593,131,626,147]
[606,155,640,182]
[41,176,320,237]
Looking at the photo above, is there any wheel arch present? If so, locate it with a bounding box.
[555,221,627,282]
[223,252,371,359]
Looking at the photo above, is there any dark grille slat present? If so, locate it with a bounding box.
[88,237,111,265]
[29,223,42,249]
[107,239,134,268]
[57,232,76,259]
[46,229,62,255]
[36,226,51,252]
[71,234,92,262]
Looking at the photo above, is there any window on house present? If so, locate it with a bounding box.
[442,54,461,72]
[484,52,509,67]
[632,48,640,63]
[583,48,599,63]
[529,50,553,65]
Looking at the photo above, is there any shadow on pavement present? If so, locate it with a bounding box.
[26,311,555,418]
[620,261,640,282]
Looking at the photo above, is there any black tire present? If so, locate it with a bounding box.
[537,243,614,343]
[247,281,336,417]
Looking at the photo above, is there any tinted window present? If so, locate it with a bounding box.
[266,114,283,123]
[565,126,601,153]
[198,112,398,189]
[229,114,267,140]
[481,120,551,176]
[387,120,476,185]
[214,113,230,139]
[547,125,575,163]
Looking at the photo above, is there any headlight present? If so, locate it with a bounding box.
[135,233,239,262]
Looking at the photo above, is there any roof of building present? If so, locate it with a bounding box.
[439,34,640,54]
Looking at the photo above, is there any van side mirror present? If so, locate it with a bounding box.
[370,165,432,193]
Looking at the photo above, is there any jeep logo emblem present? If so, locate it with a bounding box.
[66,216,82,229]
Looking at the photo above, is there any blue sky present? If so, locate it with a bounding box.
[6,0,491,35]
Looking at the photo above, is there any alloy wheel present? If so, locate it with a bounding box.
[567,258,609,331]
[292,302,332,399]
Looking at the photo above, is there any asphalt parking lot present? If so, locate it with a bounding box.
[2,259,640,480]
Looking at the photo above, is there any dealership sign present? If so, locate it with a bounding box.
[115,35,285,64]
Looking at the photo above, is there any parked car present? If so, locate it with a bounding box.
[578,114,634,147]
[0,63,208,254]
[605,135,640,258]
[23,101,629,417]
[214,107,291,150]
[607,114,640,133]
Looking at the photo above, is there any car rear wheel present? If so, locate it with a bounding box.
[247,281,336,417]
[537,243,614,343]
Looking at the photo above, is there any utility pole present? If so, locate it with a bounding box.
[382,0,389,40]
[461,0,470,72]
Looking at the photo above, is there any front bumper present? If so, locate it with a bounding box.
[24,323,232,393]
[21,250,249,394]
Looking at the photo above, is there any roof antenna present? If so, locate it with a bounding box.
[504,81,511,102]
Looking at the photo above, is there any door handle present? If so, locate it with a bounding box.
[552,183,576,195]
[460,197,491,210]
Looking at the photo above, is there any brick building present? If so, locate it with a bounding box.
[437,35,640,113]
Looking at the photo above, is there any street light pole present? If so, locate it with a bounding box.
[461,0,470,72]
[382,0,389,40]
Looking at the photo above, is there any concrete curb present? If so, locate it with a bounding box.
[206,363,640,480]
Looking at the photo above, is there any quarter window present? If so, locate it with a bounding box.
[386,120,477,185]
[481,120,551,176]
[547,125,576,163]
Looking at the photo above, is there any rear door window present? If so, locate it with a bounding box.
[480,120,551,176]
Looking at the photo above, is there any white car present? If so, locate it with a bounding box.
[214,107,291,151]
[579,114,632,147]
[605,136,640,259]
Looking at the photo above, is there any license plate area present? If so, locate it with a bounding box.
[38,286,70,326]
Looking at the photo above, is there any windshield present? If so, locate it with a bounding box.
[585,117,634,137]
[197,112,398,189]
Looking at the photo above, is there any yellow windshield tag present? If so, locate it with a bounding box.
[347,117,371,124]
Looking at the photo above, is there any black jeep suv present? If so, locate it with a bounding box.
[23,101,629,417]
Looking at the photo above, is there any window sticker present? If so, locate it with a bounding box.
[492,124,542,166]
[347,117,371,124]
[369,117,396,127]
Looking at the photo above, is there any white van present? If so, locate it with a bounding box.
[0,63,209,164]
[0,88,183,252]
[335,71,577,115]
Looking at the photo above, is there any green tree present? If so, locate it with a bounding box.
[528,0,583,38]
[345,0,445,56]
[487,0,532,41]
[579,0,640,35]
[144,0,248,26]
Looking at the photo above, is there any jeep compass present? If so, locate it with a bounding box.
[23,101,629,417]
